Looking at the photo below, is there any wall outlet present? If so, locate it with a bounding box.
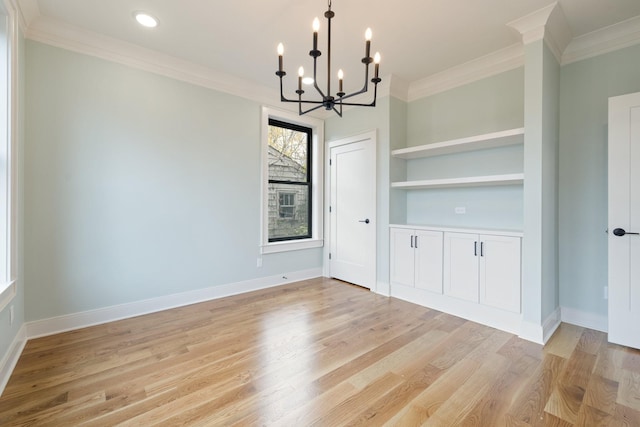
[9,305,14,325]
[604,286,608,300]
[257,257,263,268]
[455,207,466,214]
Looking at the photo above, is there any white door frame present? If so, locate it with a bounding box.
[323,130,377,290]
[608,91,640,349]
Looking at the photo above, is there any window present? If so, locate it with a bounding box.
[278,192,295,219]
[0,3,17,309]
[268,119,312,241]
[261,107,323,253]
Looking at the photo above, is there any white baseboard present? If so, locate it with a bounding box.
[561,306,608,332]
[390,283,523,336]
[374,280,390,297]
[519,307,561,345]
[26,268,322,339]
[543,307,562,343]
[0,324,27,396]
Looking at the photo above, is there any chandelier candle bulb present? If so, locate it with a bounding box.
[313,18,320,51]
[374,52,380,79]
[365,28,372,60]
[277,43,284,73]
[338,69,344,93]
[298,66,304,91]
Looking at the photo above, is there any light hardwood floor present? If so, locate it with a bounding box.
[1,277,640,426]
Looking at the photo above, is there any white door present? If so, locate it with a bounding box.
[390,227,416,288]
[444,232,479,302]
[414,230,443,293]
[329,132,376,289]
[608,92,640,349]
[479,235,521,313]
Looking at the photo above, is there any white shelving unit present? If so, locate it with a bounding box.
[391,173,524,190]
[391,127,524,160]
[391,127,525,189]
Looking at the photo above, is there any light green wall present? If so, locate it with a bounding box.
[23,41,321,321]
[403,68,525,229]
[407,68,524,146]
[559,43,640,317]
[541,43,560,321]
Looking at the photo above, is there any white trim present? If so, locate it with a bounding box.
[24,15,282,108]
[26,268,322,339]
[390,283,523,337]
[561,306,608,333]
[327,130,378,291]
[374,280,390,297]
[543,307,562,343]
[407,44,524,102]
[507,3,557,44]
[520,308,562,345]
[519,319,544,344]
[260,107,324,255]
[0,280,15,312]
[562,15,640,65]
[0,323,26,396]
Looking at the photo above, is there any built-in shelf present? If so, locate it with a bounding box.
[391,128,525,159]
[391,173,524,190]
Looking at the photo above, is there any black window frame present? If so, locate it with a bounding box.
[268,118,313,242]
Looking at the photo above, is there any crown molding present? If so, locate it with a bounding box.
[562,15,640,65]
[407,43,524,102]
[23,15,288,109]
[14,0,37,30]
[507,2,571,64]
[388,74,409,102]
[14,1,640,108]
[507,3,557,43]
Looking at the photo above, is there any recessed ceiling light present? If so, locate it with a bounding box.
[134,12,158,28]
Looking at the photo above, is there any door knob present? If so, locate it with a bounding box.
[613,228,640,236]
[359,219,370,224]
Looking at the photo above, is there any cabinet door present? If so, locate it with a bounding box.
[479,235,521,312]
[414,230,443,293]
[390,228,416,287]
[444,232,479,302]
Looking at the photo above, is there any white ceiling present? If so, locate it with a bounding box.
[16,0,640,99]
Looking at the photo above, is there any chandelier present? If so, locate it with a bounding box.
[275,0,381,117]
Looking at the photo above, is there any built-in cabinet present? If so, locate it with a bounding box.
[390,228,443,293]
[388,128,525,334]
[390,225,521,314]
[443,232,521,313]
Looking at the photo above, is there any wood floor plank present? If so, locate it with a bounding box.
[2,277,640,426]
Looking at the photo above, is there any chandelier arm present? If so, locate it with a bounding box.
[311,54,327,99]
[299,103,328,115]
[336,83,379,107]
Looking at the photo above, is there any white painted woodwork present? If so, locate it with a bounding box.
[444,232,480,302]
[391,173,524,190]
[390,228,443,293]
[479,234,521,313]
[329,133,376,290]
[389,228,416,288]
[391,128,524,159]
[390,225,523,336]
[414,230,444,293]
[608,91,640,349]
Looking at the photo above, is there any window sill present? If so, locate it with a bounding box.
[0,280,16,313]
[261,239,324,254]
